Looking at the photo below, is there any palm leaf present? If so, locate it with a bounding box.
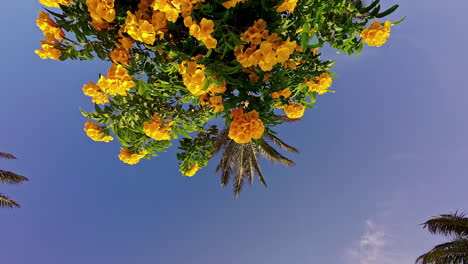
[0,152,16,159]
[257,139,295,167]
[416,239,468,264]
[264,132,299,153]
[0,170,29,184]
[0,194,21,208]
[422,212,468,238]
[212,127,230,156]
[233,144,245,197]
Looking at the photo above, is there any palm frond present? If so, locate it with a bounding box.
[257,139,295,167]
[212,127,230,157]
[264,132,299,153]
[233,144,245,198]
[0,170,29,184]
[0,152,16,159]
[217,139,238,187]
[247,143,267,187]
[0,194,21,208]
[422,212,468,237]
[416,239,468,264]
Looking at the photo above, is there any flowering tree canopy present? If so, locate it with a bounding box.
[35,0,403,194]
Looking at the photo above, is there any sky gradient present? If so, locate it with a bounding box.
[1,1,468,263]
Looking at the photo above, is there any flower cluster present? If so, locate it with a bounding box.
[39,0,72,8]
[35,12,64,60]
[199,81,227,112]
[360,20,391,47]
[82,81,109,104]
[234,19,298,71]
[84,120,113,142]
[283,102,305,119]
[123,10,167,45]
[306,73,333,95]
[143,113,173,141]
[222,0,247,9]
[178,60,206,96]
[118,148,146,165]
[182,163,199,177]
[184,17,217,49]
[277,0,298,13]
[96,64,135,96]
[228,108,265,143]
[271,88,292,100]
[152,0,204,22]
[86,0,115,24]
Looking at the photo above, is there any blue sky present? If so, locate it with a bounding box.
[1,1,468,263]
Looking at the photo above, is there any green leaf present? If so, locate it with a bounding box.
[392,16,407,25]
[375,4,399,18]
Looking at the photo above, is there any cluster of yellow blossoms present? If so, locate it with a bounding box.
[178,60,206,96]
[35,12,64,60]
[84,120,114,142]
[97,64,135,96]
[152,0,205,23]
[38,0,72,7]
[222,0,247,9]
[270,88,304,118]
[143,113,173,141]
[118,148,146,165]
[305,73,333,94]
[199,81,227,112]
[83,64,134,103]
[361,20,391,47]
[277,0,298,13]
[124,10,165,45]
[228,108,265,143]
[86,0,115,25]
[271,88,292,100]
[184,17,217,49]
[283,102,305,119]
[234,19,298,71]
[82,81,109,104]
[182,163,199,177]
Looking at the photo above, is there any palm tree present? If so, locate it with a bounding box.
[416,212,468,264]
[0,152,28,208]
[212,117,299,197]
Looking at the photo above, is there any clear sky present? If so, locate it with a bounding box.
[1,1,467,263]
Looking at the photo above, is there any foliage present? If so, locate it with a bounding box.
[417,212,468,264]
[34,0,402,195]
[0,152,28,208]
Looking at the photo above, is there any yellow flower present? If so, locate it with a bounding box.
[143,113,172,141]
[35,42,61,60]
[277,0,298,13]
[110,46,130,65]
[86,0,115,23]
[118,148,146,165]
[38,0,72,8]
[97,64,135,96]
[178,60,207,95]
[360,20,391,47]
[182,163,199,177]
[222,0,247,9]
[306,73,333,94]
[271,88,291,99]
[228,109,265,143]
[283,102,305,119]
[123,11,156,45]
[185,17,217,49]
[209,95,224,112]
[84,120,113,142]
[82,81,109,104]
[36,11,64,41]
